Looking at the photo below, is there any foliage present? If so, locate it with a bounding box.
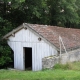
[47,0,79,27]
[0,0,80,27]
[19,0,49,24]
[75,0,80,28]
[0,17,13,68]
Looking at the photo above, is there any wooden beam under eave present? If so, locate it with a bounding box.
[4,37,9,40]
[11,33,15,37]
[24,26,27,30]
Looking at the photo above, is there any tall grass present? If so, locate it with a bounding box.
[53,61,80,70]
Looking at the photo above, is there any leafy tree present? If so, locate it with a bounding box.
[75,0,80,28]
[0,17,13,68]
[19,0,48,24]
[47,0,79,28]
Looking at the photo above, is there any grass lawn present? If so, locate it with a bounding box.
[0,62,80,80]
[0,69,80,80]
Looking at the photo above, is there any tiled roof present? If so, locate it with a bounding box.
[3,23,80,51]
[26,23,80,51]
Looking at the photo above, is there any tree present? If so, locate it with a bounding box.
[47,0,79,28]
[0,17,13,68]
[75,0,80,28]
[19,0,48,24]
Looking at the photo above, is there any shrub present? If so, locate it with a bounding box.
[0,17,13,69]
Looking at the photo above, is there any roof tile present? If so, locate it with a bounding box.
[28,23,80,51]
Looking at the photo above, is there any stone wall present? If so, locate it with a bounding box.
[42,56,59,69]
[61,48,80,64]
[42,48,80,69]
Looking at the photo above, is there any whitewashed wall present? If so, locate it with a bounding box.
[7,28,57,71]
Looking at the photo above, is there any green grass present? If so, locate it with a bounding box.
[54,61,80,70]
[0,62,80,80]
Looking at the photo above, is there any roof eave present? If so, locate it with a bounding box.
[2,24,24,39]
[2,23,59,51]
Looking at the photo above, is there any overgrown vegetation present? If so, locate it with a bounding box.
[0,17,13,68]
[0,0,80,68]
[54,61,80,71]
[0,62,80,80]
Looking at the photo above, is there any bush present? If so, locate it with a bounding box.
[0,17,13,69]
[0,41,12,69]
